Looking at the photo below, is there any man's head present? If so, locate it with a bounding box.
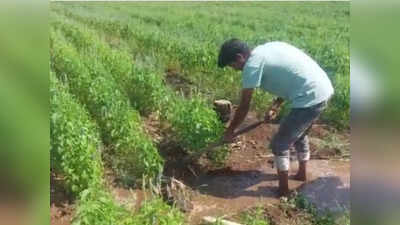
[218,38,251,71]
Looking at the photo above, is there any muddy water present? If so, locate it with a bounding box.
[187,160,350,224]
[299,160,350,213]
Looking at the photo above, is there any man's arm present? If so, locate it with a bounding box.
[223,88,254,142]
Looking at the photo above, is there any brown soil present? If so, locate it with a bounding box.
[165,67,195,97]
[50,172,74,225]
[104,167,151,212]
[151,109,350,224]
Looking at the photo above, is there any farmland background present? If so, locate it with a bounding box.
[51,1,349,129]
[50,1,349,225]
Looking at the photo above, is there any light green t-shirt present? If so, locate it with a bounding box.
[242,41,334,108]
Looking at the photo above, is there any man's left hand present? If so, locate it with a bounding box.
[264,108,278,122]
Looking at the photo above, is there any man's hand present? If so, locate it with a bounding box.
[264,108,278,122]
[223,88,253,142]
[223,128,236,143]
[264,97,284,122]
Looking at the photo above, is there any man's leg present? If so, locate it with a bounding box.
[270,118,295,197]
[271,147,290,196]
[269,101,327,196]
[294,134,310,181]
[293,102,327,181]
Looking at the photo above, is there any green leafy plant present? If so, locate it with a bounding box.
[134,198,185,225]
[73,188,185,225]
[72,186,135,225]
[239,205,270,225]
[53,17,169,115]
[51,30,163,183]
[50,71,103,195]
[166,95,225,153]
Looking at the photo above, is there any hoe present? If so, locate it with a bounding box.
[182,119,266,164]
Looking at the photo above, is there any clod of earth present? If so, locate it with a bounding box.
[213,99,232,123]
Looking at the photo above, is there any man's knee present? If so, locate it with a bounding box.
[294,136,310,152]
[294,137,310,161]
[269,137,290,156]
[274,155,290,171]
[269,138,290,171]
[297,152,310,161]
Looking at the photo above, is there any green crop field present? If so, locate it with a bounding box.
[50,2,349,224]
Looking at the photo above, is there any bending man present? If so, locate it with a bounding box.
[218,39,334,196]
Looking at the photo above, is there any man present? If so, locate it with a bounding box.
[218,39,334,196]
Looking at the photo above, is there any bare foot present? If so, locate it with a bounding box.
[293,161,308,181]
[293,171,307,181]
[278,187,291,197]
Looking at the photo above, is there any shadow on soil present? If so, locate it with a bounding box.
[50,172,74,225]
[194,169,279,199]
[50,172,74,207]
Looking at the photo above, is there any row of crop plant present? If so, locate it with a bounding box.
[51,13,169,116]
[50,70,103,195]
[56,4,277,119]
[49,11,214,224]
[54,7,282,131]
[50,29,163,184]
[51,15,229,163]
[50,71,184,225]
[50,71,131,224]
